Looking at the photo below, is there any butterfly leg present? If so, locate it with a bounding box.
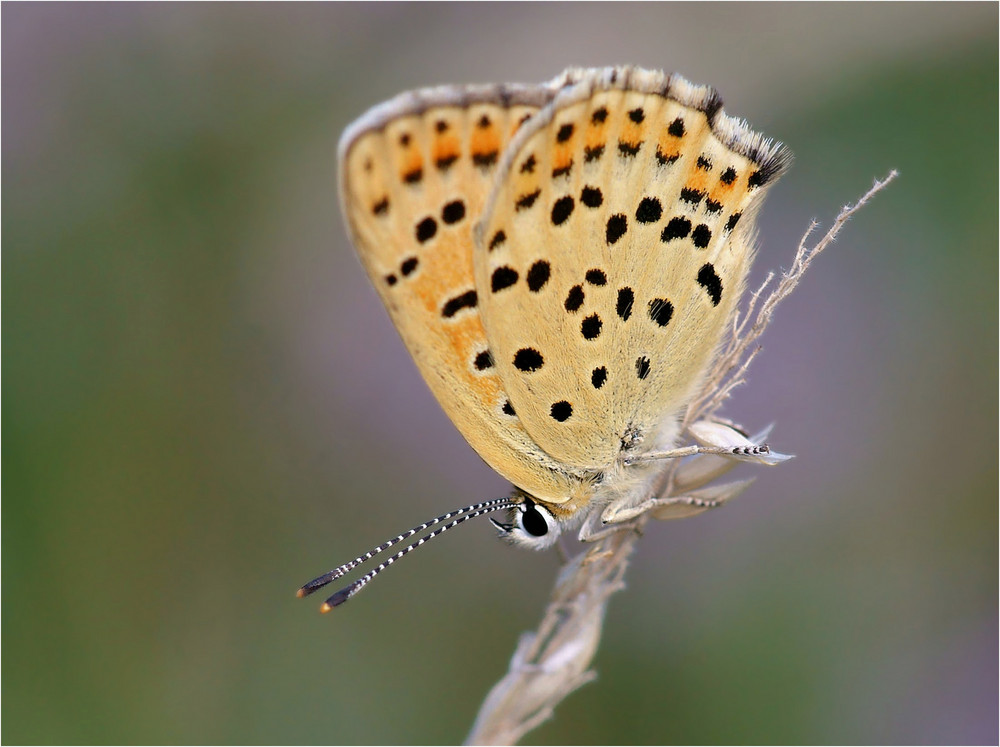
[623,442,783,465]
[623,420,792,467]
[577,512,643,543]
[597,477,756,527]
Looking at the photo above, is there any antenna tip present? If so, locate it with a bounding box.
[296,587,308,598]
[320,602,333,614]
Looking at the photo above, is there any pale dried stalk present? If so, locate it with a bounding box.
[693,170,899,423]
[465,172,898,746]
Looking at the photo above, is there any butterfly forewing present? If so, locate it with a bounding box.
[475,69,790,469]
[339,85,590,504]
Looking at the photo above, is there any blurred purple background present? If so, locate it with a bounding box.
[4,4,997,744]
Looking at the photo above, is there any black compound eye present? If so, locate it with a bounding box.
[521,503,549,537]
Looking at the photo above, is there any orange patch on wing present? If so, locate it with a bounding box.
[436,307,501,399]
[584,129,606,153]
[400,148,423,182]
[708,183,740,207]
[584,109,609,154]
[620,119,643,145]
[683,171,711,195]
[433,135,460,166]
[510,167,539,197]
[713,179,737,195]
[707,189,734,209]
[656,145,681,163]
[413,279,441,316]
[468,376,501,403]
[656,134,685,162]
[470,126,501,160]
[446,320,476,368]
[412,233,478,317]
[552,146,573,175]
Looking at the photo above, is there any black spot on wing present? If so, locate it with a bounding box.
[635,197,662,224]
[551,195,575,226]
[473,150,499,168]
[661,217,691,242]
[635,356,651,380]
[550,401,573,422]
[691,224,712,249]
[415,216,437,243]
[491,266,518,292]
[581,186,603,208]
[606,214,627,245]
[591,366,607,389]
[616,287,634,321]
[649,298,674,327]
[442,200,466,224]
[436,154,457,171]
[697,263,723,306]
[680,188,705,206]
[581,314,602,340]
[474,350,495,370]
[516,189,541,211]
[441,290,478,318]
[564,285,584,312]
[526,261,551,292]
[514,348,544,372]
[617,140,641,157]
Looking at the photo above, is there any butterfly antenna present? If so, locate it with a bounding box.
[317,500,516,611]
[297,497,516,608]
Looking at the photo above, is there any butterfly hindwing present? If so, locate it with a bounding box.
[475,68,790,469]
[339,82,593,504]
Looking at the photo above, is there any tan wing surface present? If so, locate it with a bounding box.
[475,67,791,469]
[338,81,590,503]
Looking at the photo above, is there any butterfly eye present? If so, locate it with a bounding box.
[487,496,560,549]
[501,497,562,550]
[521,502,549,537]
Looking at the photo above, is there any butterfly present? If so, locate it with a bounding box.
[299,66,792,610]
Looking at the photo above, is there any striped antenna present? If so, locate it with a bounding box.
[297,497,516,611]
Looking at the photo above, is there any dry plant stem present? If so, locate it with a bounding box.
[466,528,640,745]
[465,172,898,746]
[693,170,899,423]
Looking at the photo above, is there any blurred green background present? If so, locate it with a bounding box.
[4,4,997,744]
